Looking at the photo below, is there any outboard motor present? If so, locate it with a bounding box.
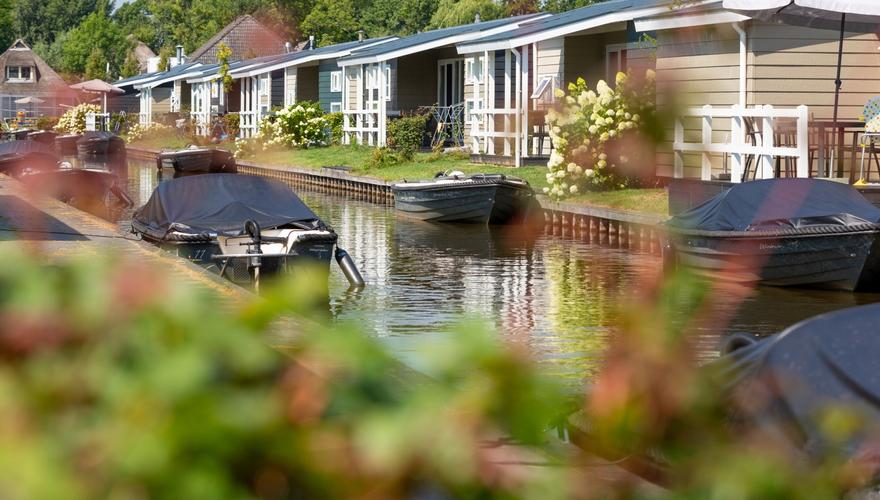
[244,220,263,289]
[335,247,365,288]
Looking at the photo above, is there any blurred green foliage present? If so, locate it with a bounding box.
[0,246,572,499]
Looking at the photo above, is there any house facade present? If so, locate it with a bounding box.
[336,15,547,148]
[0,39,76,121]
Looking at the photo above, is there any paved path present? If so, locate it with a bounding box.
[0,175,250,303]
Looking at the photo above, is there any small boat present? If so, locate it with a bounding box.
[17,167,132,206]
[665,178,880,291]
[131,174,363,287]
[76,131,125,156]
[27,130,58,146]
[54,134,82,155]
[391,172,535,224]
[713,304,880,462]
[157,146,236,173]
[0,140,60,176]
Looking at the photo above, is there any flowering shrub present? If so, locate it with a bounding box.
[257,101,328,148]
[544,70,656,200]
[54,103,102,134]
[123,122,172,143]
[233,137,260,159]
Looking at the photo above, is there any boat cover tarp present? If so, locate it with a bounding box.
[710,304,880,458]
[132,174,322,241]
[0,140,58,159]
[668,178,880,232]
[77,131,122,143]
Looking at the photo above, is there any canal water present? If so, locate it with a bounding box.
[70,156,880,385]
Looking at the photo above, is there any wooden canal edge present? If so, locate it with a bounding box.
[129,147,668,254]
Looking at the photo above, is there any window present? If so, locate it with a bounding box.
[531,75,558,101]
[330,71,342,92]
[384,66,391,102]
[6,66,32,82]
[465,98,484,126]
[465,56,484,84]
[330,102,342,113]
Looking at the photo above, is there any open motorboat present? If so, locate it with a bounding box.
[157,146,236,174]
[76,131,125,156]
[131,174,363,287]
[17,166,132,207]
[0,140,60,176]
[664,178,880,291]
[391,172,535,224]
[54,134,82,155]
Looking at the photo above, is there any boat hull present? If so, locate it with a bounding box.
[668,228,880,291]
[152,235,335,285]
[392,182,533,224]
[77,137,125,156]
[158,149,236,173]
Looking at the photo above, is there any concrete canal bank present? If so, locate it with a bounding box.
[129,146,668,253]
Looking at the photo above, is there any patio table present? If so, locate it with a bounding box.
[810,120,864,179]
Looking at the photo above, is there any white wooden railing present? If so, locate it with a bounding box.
[673,104,809,183]
[343,110,382,146]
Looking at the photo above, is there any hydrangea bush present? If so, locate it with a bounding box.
[544,70,656,200]
[54,103,102,135]
[123,122,172,143]
[257,101,329,148]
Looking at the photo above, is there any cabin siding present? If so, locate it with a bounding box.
[563,31,627,87]
[318,60,342,113]
[151,86,172,115]
[285,67,297,106]
[396,52,437,113]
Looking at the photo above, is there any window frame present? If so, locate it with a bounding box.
[330,71,342,93]
[330,102,342,113]
[6,65,32,82]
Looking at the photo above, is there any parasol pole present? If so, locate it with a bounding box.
[830,12,845,176]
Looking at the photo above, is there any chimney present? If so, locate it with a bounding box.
[284,41,291,53]
[474,13,481,23]
[357,30,365,42]
[175,44,184,60]
[309,35,315,50]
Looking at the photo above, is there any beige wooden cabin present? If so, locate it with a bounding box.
[337,15,544,148]
[454,0,668,167]
[638,1,880,183]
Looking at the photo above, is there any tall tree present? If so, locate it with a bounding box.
[60,10,131,77]
[13,0,112,45]
[504,0,540,16]
[0,0,13,50]
[120,51,141,78]
[360,0,437,38]
[428,0,504,29]
[84,47,108,80]
[541,0,601,13]
[300,0,359,47]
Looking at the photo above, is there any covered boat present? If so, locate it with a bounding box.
[27,130,58,146]
[391,172,534,224]
[714,304,880,463]
[0,140,60,175]
[665,178,880,291]
[157,146,236,174]
[55,134,82,155]
[76,131,125,156]
[131,174,341,284]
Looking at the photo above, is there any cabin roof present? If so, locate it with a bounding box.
[339,14,545,65]
[0,39,74,96]
[455,0,714,52]
[225,37,396,78]
[188,14,286,64]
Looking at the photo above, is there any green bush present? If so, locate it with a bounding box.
[35,116,59,131]
[54,103,101,134]
[366,146,403,169]
[386,114,428,160]
[325,112,343,145]
[222,112,240,138]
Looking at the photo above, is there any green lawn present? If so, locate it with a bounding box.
[129,141,669,216]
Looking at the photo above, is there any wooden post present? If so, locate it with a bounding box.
[701,104,713,181]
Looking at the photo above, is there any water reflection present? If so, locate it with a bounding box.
[75,158,880,384]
